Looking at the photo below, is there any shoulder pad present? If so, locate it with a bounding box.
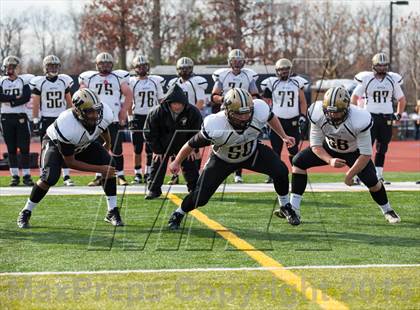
[79,71,98,84]
[19,74,35,84]
[242,68,259,81]
[348,106,372,132]
[253,99,270,122]
[202,113,226,139]
[29,75,45,90]
[354,71,373,83]
[167,77,178,87]
[388,72,403,85]
[307,101,324,124]
[212,68,229,82]
[58,74,74,88]
[291,75,309,88]
[149,75,166,85]
[260,77,277,91]
[191,75,208,90]
[112,70,130,79]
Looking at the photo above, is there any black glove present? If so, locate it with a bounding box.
[32,121,40,136]
[128,120,138,131]
[298,115,308,135]
[392,113,401,121]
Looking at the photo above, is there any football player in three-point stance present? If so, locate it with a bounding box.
[0,56,34,186]
[167,88,299,230]
[211,49,259,183]
[351,53,406,185]
[17,88,124,228]
[79,52,133,186]
[261,58,309,183]
[283,86,400,225]
[127,55,165,184]
[30,55,75,186]
[167,57,209,184]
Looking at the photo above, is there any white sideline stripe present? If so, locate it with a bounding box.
[1,264,419,277]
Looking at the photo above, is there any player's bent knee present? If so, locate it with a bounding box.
[369,181,382,192]
[37,180,50,190]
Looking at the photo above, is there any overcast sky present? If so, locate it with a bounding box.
[0,0,418,16]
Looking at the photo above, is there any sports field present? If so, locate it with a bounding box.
[1,176,419,309]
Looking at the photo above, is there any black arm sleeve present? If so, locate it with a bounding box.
[188,132,212,148]
[143,108,165,154]
[0,92,17,102]
[10,84,31,107]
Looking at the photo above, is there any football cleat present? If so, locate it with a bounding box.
[88,176,102,186]
[131,173,143,184]
[384,210,400,224]
[22,175,34,186]
[168,211,185,230]
[9,175,20,186]
[104,208,124,226]
[234,175,243,183]
[117,175,129,186]
[379,177,391,185]
[145,190,161,200]
[276,203,300,226]
[351,176,361,186]
[63,176,75,186]
[17,209,31,228]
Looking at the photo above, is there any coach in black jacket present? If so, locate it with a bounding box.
[144,84,202,199]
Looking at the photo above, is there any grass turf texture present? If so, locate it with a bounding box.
[0,191,419,308]
[0,171,419,187]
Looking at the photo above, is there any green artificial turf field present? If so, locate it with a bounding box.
[0,191,419,309]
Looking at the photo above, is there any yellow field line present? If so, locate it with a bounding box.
[168,193,348,310]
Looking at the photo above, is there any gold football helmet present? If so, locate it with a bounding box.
[372,52,389,76]
[275,58,292,80]
[322,86,350,126]
[72,88,103,128]
[95,52,113,74]
[223,88,254,130]
[228,49,245,73]
[2,55,20,76]
[176,57,194,79]
[43,55,61,78]
[132,55,149,77]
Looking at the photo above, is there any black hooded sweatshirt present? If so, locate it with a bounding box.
[144,84,202,155]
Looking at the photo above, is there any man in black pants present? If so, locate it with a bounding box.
[286,86,400,225]
[17,88,124,228]
[30,55,74,186]
[143,84,202,200]
[0,56,34,186]
[261,58,309,183]
[167,88,298,230]
[351,53,406,184]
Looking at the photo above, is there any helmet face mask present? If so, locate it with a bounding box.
[228,49,245,74]
[132,55,149,77]
[176,57,194,80]
[322,86,350,126]
[224,88,254,131]
[372,53,389,77]
[72,89,103,129]
[2,56,20,77]
[43,55,61,78]
[275,58,292,80]
[96,52,114,75]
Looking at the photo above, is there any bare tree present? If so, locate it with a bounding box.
[0,15,26,60]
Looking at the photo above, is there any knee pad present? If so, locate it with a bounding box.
[41,167,60,186]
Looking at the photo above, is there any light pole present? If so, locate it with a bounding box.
[389,1,409,69]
